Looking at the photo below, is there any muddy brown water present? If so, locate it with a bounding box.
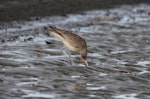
[0,4,150,99]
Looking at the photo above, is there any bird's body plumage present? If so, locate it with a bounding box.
[44,26,88,66]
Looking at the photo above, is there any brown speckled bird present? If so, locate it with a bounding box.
[44,26,88,66]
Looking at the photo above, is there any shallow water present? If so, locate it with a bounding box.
[0,4,150,99]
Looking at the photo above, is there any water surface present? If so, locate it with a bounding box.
[0,4,150,99]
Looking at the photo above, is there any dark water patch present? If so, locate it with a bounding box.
[1,0,150,22]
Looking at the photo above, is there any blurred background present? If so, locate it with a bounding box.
[0,0,150,22]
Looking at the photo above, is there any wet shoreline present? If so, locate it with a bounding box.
[0,0,150,22]
[0,1,150,99]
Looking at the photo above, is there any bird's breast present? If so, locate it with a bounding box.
[63,41,79,52]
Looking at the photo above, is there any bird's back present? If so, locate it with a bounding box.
[49,27,87,52]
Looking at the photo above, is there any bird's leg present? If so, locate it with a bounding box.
[68,51,75,66]
[61,46,65,51]
[61,47,75,66]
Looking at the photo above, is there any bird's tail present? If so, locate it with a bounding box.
[49,25,56,30]
[45,25,64,38]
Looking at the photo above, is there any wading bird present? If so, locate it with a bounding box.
[44,26,88,66]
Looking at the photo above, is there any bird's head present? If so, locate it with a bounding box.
[80,56,88,67]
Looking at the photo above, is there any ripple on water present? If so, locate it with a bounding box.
[136,61,150,67]
[22,90,60,98]
[113,93,138,99]
[0,4,150,99]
